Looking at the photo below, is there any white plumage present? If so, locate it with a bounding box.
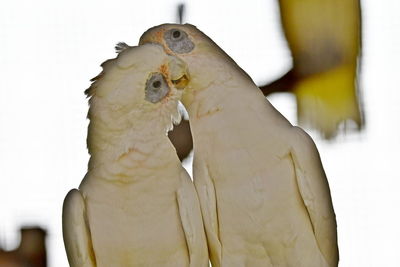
[62,43,208,267]
[140,24,338,267]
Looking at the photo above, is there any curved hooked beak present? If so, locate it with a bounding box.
[172,73,189,90]
[168,56,190,90]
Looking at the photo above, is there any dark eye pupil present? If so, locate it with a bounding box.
[152,80,161,88]
[172,30,181,39]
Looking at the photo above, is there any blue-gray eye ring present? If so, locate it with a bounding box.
[145,73,170,103]
[164,29,194,54]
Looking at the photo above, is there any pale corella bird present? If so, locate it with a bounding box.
[140,24,338,267]
[62,43,208,267]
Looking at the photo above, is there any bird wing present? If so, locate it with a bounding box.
[290,127,339,266]
[62,189,96,267]
[192,154,222,267]
[176,170,209,267]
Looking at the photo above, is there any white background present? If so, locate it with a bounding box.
[0,0,399,266]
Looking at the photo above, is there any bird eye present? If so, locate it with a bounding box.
[152,80,161,88]
[164,28,194,54]
[172,30,181,39]
[145,73,170,103]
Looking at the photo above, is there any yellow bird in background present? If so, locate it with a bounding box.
[260,0,363,138]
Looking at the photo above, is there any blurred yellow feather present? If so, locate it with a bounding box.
[261,0,363,138]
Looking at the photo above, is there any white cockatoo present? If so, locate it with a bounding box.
[140,24,338,267]
[62,43,208,267]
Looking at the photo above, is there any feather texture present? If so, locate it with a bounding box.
[140,24,338,267]
[62,43,208,267]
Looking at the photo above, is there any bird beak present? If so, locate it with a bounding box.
[168,56,190,90]
[172,73,189,90]
[139,29,190,89]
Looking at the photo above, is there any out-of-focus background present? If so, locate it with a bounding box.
[0,0,399,266]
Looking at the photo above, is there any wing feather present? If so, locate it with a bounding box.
[290,127,339,266]
[177,171,209,267]
[193,155,222,267]
[62,189,96,267]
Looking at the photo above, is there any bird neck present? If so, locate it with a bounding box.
[85,99,179,178]
[181,50,257,107]
[181,59,291,142]
[182,64,261,121]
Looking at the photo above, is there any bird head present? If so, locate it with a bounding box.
[86,43,189,133]
[139,24,253,106]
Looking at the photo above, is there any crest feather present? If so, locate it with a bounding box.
[85,70,105,97]
[85,49,122,97]
[115,42,130,53]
